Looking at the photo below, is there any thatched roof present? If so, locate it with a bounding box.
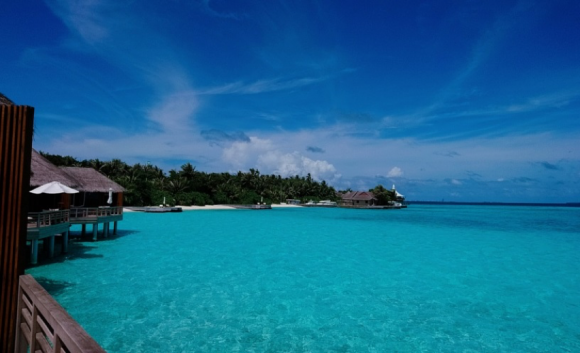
[0,92,14,105]
[30,149,125,193]
[341,191,376,201]
[61,167,125,193]
[30,149,79,188]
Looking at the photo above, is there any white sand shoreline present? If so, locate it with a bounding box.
[124,204,302,212]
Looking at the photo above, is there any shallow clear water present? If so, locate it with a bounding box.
[27,205,580,352]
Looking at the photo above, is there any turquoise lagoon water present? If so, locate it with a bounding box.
[27,205,580,352]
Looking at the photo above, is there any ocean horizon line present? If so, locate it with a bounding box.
[407,201,580,207]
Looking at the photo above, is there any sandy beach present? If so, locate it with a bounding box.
[124,203,302,212]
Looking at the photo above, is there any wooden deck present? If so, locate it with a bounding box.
[127,206,183,213]
[69,206,123,223]
[339,205,403,209]
[15,274,105,353]
[26,210,70,265]
[69,206,123,241]
[231,204,272,210]
[26,207,124,264]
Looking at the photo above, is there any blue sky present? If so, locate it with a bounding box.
[3,0,579,202]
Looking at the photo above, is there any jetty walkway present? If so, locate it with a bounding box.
[26,206,123,265]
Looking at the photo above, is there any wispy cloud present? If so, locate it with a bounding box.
[146,91,198,134]
[383,88,580,141]
[199,0,247,20]
[198,75,332,95]
[507,90,579,112]
[538,162,560,171]
[466,171,482,179]
[387,167,403,178]
[337,112,376,123]
[21,0,579,203]
[416,1,542,121]
[450,179,462,185]
[46,0,114,45]
[44,0,204,139]
[201,129,251,145]
[512,177,536,184]
[435,151,460,157]
[306,146,325,153]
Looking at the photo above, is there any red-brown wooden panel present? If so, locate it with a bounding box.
[0,104,34,353]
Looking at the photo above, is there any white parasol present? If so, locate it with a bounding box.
[107,188,113,205]
[30,181,79,194]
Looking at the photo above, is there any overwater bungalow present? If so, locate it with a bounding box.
[27,149,125,264]
[340,186,406,209]
[341,191,378,207]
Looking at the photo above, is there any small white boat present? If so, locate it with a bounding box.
[316,200,338,207]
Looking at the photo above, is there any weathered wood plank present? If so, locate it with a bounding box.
[0,104,34,353]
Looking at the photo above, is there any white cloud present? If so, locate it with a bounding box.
[222,137,272,170]
[47,0,112,45]
[387,167,403,177]
[35,118,580,202]
[258,151,336,181]
[221,136,337,180]
[147,91,198,134]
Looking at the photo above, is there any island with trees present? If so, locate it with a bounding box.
[39,151,404,208]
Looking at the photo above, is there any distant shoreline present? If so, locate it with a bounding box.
[123,202,580,212]
[407,201,580,207]
[123,204,303,212]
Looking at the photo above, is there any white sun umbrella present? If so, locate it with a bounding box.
[107,187,113,205]
[30,181,79,194]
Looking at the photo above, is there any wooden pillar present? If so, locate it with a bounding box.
[60,193,71,209]
[48,236,55,258]
[62,230,69,253]
[30,240,38,265]
[92,224,98,241]
[113,221,118,235]
[0,103,34,353]
[117,192,123,206]
[82,224,86,235]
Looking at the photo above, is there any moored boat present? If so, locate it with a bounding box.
[316,200,338,207]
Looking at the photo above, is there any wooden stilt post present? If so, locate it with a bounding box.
[48,236,55,258]
[82,224,86,235]
[31,240,38,265]
[92,224,98,241]
[63,230,69,253]
[113,221,118,235]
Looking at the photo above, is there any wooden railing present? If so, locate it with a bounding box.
[14,274,105,353]
[27,210,70,228]
[69,206,123,219]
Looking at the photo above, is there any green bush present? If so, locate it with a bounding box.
[190,192,213,206]
[238,190,261,204]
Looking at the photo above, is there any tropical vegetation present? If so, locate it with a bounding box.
[40,152,339,206]
[369,184,398,204]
